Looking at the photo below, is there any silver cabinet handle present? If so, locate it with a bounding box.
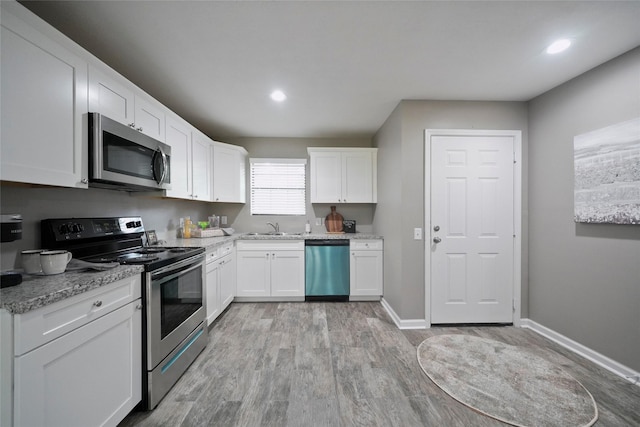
[93,300,103,307]
[81,178,88,184]
[136,304,143,310]
[433,225,440,232]
[128,123,135,128]
[433,237,442,244]
[136,127,143,132]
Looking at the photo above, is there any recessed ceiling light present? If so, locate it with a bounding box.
[546,39,571,54]
[270,90,286,102]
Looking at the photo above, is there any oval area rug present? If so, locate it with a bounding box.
[417,334,598,427]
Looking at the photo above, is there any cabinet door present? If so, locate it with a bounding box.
[236,251,270,297]
[134,95,165,142]
[350,250,383,296]
[191,132,212,201]
[219,253,236,310]
[88,65,135,126]
[212,144,246,203]
[14,301,142,427]
[1,10,88,188]
[342,151,374,203]
[309,151,342,203]
[165,115,193,199]
[205,260,221,326]
[270,251,305,297]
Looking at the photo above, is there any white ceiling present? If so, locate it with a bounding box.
[20,1,640,139]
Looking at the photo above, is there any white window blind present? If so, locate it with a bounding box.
[250,158,307,215]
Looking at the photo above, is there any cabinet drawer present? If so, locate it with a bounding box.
[206,243,234,263]
[14,275,141,356]
[206,247,220,263]
[219,243,234,257]
[236,240,304,252]
[350,240,383,251]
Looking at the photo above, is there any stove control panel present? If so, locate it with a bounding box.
[42,217,145,243]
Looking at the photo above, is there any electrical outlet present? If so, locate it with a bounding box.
[221,216,227,225]
[414,228,422,240]
[315,218,322,226]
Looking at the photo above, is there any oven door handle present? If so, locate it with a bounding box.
[151,256,203,282]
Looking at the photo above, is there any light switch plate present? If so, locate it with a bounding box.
[315,218,322,226]
[221,216,228,225]
[414,228,422,240]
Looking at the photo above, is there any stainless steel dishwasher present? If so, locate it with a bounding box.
[305,239,350,301]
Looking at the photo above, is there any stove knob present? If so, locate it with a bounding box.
[71,223,83,233]
[58,224,70,234]
[135,221,142,227]
[126,221,135,228]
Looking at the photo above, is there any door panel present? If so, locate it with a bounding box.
[431,135,514,324]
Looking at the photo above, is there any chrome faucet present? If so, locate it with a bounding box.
[267,222,279,232]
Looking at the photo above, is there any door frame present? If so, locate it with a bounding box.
[424,129,522,328]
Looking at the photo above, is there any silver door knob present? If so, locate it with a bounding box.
[433,237,442,244]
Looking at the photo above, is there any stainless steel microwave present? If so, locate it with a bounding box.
[89,113,171,191]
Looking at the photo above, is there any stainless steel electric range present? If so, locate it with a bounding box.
[41,216,207,410]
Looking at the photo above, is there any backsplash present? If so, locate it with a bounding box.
[0,183,213,270]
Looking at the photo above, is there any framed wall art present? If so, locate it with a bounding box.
[574,117,640,224]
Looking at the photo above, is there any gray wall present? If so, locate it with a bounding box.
[528,47,640,371]
[373,100,529,320]
[218,137,375,235]
[0,184,214,270]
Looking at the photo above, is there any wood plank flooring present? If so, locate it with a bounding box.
[119,302,640,426]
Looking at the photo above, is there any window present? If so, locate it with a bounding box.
[250,158,306,215]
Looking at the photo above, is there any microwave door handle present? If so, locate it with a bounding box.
[152,147,168,185]
[158,146,168,185]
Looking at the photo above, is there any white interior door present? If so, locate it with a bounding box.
[430,133,515,324]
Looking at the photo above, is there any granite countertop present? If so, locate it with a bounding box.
[0,265,144,315]
[1,232,383,315]
[163,232,383,250]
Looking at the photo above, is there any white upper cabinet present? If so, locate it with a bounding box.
[164,114,193,199]
[308,148,378,203]
[88,66,134,126]
[133,94,166,142]
[1,3,88,188]
[89,65,165,142]
[165,116,214,201]
[191,130,212,201]
[211,142,247,203]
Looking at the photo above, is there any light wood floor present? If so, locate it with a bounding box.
[119,302,640,426]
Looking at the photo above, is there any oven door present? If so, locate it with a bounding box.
[147,254,205,369]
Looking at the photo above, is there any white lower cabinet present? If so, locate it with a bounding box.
[12,276,142,427]
[350,240,383,299]
[205,244,235,325]
[236,241,305,299]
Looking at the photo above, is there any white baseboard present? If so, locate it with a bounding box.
[521,318,640,386]
[380,298,428,330]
